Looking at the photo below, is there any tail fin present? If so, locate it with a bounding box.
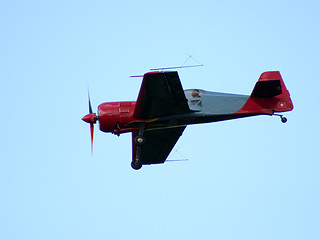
[237,71,293,115]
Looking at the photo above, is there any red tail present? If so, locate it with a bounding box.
[236,71,293,115]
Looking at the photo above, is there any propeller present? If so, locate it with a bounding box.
[82,91,98,154]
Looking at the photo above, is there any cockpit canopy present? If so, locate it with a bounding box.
[184,89,204,111]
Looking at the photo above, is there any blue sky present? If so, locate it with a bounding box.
[1,0,319,239]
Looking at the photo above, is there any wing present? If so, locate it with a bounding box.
[132,126,186,165]
[133,71,190,120]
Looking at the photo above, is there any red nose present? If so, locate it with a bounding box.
[82,113,97,124]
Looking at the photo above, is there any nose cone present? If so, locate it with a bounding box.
[82,113,97,124]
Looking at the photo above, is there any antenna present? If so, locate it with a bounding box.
[166,146,189,162]
[150,52,204,71]
[181,52,203,66]
[166,159,189,162]
[130,53,204,77]
[150,64,203,71]
[129,75,144,78]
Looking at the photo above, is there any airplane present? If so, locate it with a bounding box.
[82,71,293,170]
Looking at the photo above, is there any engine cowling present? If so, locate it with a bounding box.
[98,101,136,133]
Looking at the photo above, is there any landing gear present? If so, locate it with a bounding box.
[131,160,142,170]
[273,113,287,123]
[135,123,146,146]
[281,116,287,123]
[134,135,146,146]
[131,123,146,170]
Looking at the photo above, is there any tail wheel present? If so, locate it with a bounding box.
[273,113,288,124]
[281,116,287,123]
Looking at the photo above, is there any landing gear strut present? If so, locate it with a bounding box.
[131,123,146,170]
[274,113,287,123]
[134,123,146,146]
[134,135,146,146]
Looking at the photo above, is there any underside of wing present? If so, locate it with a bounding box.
[133,71,190,120]
[132,126,186,166]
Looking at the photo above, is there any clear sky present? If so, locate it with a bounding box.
[1,0,319,239]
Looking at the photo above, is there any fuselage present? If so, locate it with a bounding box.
[97,89,258,135]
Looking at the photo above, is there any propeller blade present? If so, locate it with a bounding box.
[90,123,94,154]
[88,91,93,114]
[83,88,97,154]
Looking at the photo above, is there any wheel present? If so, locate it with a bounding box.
[134,135,146,146]
[131,160,142,170]
[281,117,287,123]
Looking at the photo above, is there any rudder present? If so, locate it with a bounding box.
[236,71,293,115]
[252,71,293,112]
